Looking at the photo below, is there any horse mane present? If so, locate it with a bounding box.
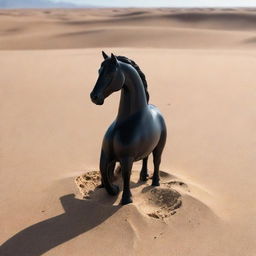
[116,55,150,103]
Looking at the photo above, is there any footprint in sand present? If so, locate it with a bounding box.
[75,171,101,199]
[75,170,187,220]
[143,187,182,219]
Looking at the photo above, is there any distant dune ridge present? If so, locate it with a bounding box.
[0,8,256,49]
[0,8,256,256]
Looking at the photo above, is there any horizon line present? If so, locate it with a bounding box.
[1,6,256,9]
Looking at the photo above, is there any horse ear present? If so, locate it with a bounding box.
[102,51,108,60]
[111,53,118,65]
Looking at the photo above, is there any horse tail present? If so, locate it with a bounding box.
[100,151,119,196]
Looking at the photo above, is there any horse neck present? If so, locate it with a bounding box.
[116,63,147,123]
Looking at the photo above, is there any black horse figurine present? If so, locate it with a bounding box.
[90,51,167,205]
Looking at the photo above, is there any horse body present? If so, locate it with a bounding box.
[103,105,164,162]
[91,52,167,205]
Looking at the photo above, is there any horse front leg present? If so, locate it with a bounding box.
[99,150,119,195]
[120,157,133,205]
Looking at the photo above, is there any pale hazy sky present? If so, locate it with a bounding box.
[53,0,256,7]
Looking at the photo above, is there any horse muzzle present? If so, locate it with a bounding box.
[90,92,104,105]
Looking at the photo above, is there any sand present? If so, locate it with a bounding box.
[0,8,256,256]
[0,8,256,50]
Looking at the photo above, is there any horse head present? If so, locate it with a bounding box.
[90,51,125,105]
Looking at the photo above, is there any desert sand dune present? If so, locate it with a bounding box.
[0,8,256,256]
[0,8,256,49]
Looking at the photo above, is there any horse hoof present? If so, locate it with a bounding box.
[140,172,149,182]
[152,180,160,186]
[121,197,133,205]
[139,175,148,182]
[108,185,119,196]
[112,185,120,195]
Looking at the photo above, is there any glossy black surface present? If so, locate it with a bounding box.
[90,52,167,205]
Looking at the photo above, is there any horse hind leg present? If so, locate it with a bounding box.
[152,131,166,187]
[140,156,149,181]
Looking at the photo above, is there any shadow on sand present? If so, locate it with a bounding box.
[0,193,120,256]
